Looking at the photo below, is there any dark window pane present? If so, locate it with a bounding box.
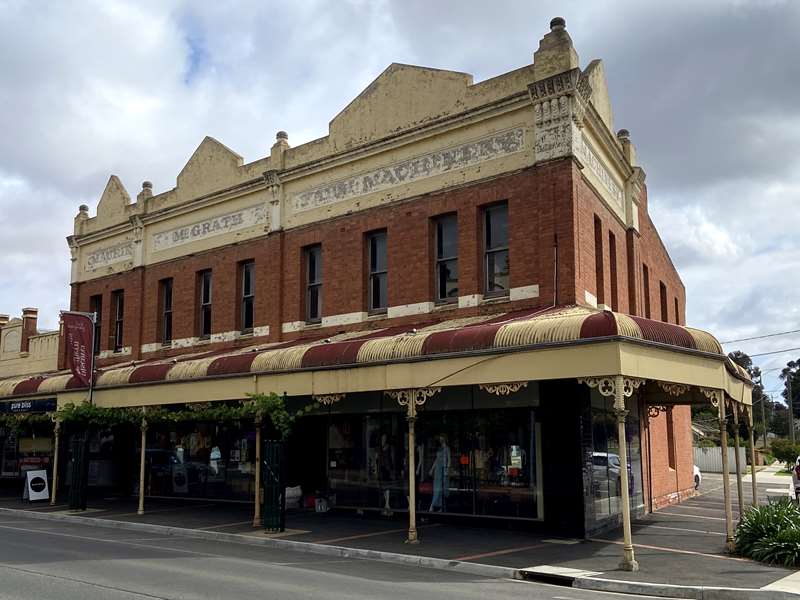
[308,286,320,321]
[486,250,509,293]
[438,259,459,299]
[163,280,173,312]
[202,272,212,303]
[486,204,508,249]
[164,313,172,345]
[369,272,387,311]
[242,297,254,330]
[369,232,387,273]
[436,215,457,259]
[308,246,321,284]
[243,262,254,297]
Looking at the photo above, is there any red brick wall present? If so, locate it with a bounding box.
[72,160,582,363]
[574,177,685,325]
[641,404,696,509]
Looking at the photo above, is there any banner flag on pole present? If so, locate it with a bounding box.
[62,312,94,388]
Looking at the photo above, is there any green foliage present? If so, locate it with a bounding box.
[735,500,800,567]
[697,437,716,448]
[51,394,312,441]
[0,412,53,432]
[770,439,800,469]
[751,526,800,568]
[247,393,314,441]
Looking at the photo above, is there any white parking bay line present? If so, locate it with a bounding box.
[646,525,725,536]
[656,511,726,521]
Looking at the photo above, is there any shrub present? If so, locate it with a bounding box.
[751,528,800,568]
[770,439,800,469]
[736,500,800,567]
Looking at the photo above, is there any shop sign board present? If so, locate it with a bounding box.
[0,398,57,414]
[23,469,49,502]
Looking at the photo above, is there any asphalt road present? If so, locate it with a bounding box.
[0,515,667,600]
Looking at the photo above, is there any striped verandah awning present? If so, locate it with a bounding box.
[0,304,751,409]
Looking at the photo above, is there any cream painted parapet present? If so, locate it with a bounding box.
[68,18,649,286]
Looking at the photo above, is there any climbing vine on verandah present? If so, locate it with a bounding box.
[0,393,313,439]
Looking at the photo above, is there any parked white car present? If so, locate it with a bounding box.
[693,465,702,489]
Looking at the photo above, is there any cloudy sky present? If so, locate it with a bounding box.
[1,0,798,395]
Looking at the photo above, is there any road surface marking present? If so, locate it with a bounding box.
[656,511,726,521]
[589,537,751,562]
[199,520,253,530]
[110,503,215,517]
[646,525,725,536]
[317,523,441,544]
[454,543,548,561]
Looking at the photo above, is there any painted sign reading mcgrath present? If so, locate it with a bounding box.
[292,127,526,212]
[152,204,268,252]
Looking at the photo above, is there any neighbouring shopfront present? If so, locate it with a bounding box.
[0,398,57,495]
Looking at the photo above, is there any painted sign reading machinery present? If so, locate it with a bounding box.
[85,241,134,271]
[293,127,526,212]
[152,204,268,252]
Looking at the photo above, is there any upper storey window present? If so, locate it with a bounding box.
[89,295,102,355]
[159,278,173,346]
[305,245,322,323]
[198,270,212,339]
[367,231,387,313]
[484,203,509,296]
[111,290,124,353]
[240,260,255,332]
[435,214,458,302]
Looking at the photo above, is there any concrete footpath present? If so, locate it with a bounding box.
[1,472,798,599]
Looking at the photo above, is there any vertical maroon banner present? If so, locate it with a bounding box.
[62,312,94,387]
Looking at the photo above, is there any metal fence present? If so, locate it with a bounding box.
[693,446,748,473]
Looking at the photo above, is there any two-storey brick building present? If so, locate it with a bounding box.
[0,18,752,565]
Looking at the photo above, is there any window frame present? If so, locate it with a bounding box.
[366,230,388,314]
[659,281,668,323]
[89,294,102,355]
[111,290,124,353]
[159,278,173,346]
[305,245,322,324]
[434,214,458,303]
[642,263,651,319]
[198,270,213,339]
[239,260,255,333]
[483,202,509,297]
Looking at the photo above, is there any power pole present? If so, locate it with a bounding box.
[761,393,768,450]
[790,374,796,445]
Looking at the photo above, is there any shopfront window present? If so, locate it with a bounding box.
[324,386,542,521]
[143,420,255,501]
[587,389,643,530]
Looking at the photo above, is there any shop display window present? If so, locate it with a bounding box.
[325,385,543,520]
[587,390,644,529]
[143,421,256,501]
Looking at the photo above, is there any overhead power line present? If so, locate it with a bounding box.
[749,346,800,358]
[721,328,800,344]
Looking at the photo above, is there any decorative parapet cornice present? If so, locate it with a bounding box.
[478,381,528,396]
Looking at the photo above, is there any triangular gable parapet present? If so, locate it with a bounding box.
[96,175,132,223]
[329,63,475,149]
[175,136,245,203]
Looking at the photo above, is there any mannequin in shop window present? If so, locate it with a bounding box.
[377,433,395,514]
[429,435,451,512]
